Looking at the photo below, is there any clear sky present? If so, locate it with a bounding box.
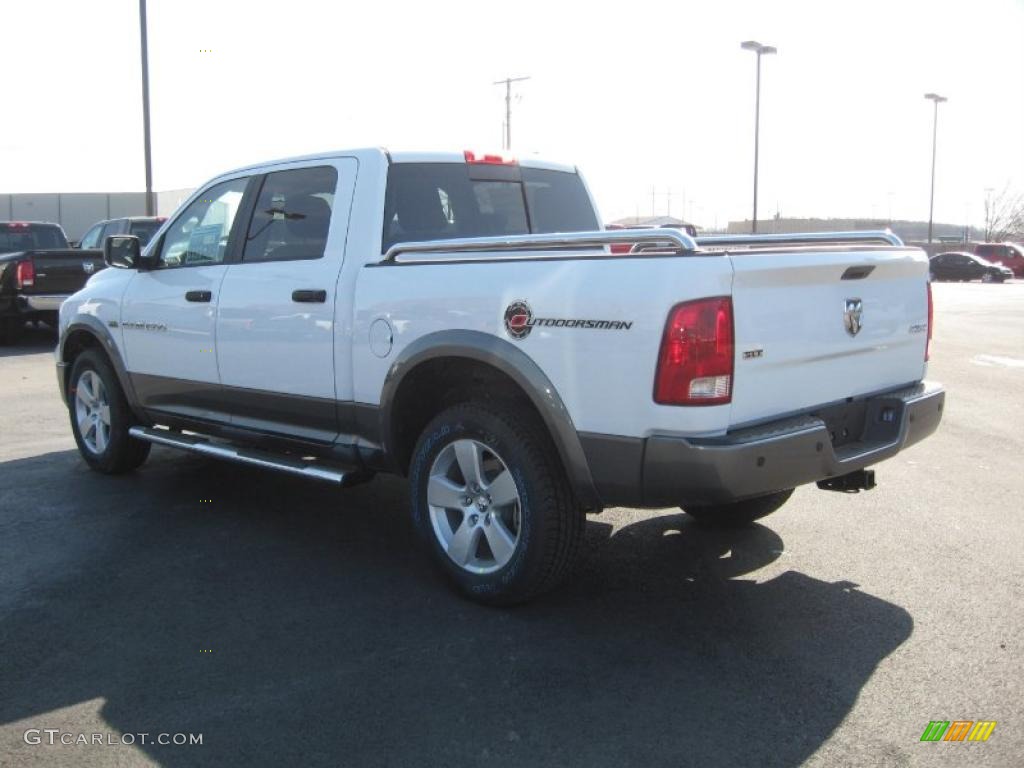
[2,0,1022,229]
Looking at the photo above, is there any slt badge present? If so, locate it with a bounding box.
[844,298,863,337]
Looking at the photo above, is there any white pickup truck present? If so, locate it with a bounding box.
[56,148,944,604]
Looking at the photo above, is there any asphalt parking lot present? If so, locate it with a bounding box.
[1,282,1022,768]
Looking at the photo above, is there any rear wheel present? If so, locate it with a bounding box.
[409,402,584,605]
[68,350,151,473]
[682,488,794,528]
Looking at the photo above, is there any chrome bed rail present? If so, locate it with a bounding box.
[382,228,698,263]
[695,230,904,248]
[381,228,904,264]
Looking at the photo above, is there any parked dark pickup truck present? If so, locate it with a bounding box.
[0,221,104,344]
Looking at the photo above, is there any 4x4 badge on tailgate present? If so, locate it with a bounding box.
[844,298,863,337]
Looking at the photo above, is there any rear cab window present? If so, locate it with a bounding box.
[0,223,68,252]
[382,161,598,252]
[129,220,164,246]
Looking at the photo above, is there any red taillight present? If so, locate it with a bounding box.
[654,297,734,405]
[610,243,633,254]
[926,281,933,362]
[464,150,518,166]
[15,259,35,289]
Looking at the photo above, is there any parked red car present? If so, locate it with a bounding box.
[974,242,1024,278]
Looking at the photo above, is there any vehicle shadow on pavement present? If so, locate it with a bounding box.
[0,324,57,358]
[0,448,913,768]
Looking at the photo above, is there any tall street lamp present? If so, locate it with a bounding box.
[924,92,948,244]
[741,40,776,234]
[139,0,154,216]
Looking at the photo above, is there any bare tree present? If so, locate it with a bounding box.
[982,185,1024,242]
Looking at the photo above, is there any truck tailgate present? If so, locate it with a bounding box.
[728,247,929,427]
[24,250,103,295]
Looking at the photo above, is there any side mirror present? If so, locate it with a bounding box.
[104,235,141,269]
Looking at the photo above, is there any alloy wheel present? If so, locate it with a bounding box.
[75,370,111,455]
[427,439,522,574]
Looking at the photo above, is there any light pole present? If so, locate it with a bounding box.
[138,0,154,216]
[741,40,776,234]
[924,92,948,244]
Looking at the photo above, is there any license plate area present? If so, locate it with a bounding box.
[812,400,868,448]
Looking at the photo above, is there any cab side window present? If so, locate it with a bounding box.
[158,178,248,268]
[242,166,337,263]
[79,223,104,249]
[99,220,124,245]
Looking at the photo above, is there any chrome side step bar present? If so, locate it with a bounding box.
[129,426,350,485]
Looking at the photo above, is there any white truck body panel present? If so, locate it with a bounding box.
[120,264,227,388]
[352,255,736,437]
[728,248,929,427]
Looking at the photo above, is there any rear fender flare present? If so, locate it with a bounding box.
[379,330,600,508]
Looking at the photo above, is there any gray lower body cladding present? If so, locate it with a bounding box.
[581,382,945,508]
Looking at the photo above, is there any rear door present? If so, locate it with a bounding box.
[215,160,355,443]
[728,247,929,427]
[120,176,252,420]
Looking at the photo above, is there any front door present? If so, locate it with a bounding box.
[120,176,251,421]
[215,160,355,443]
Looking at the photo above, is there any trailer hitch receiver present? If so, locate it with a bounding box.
[817,469,876,493]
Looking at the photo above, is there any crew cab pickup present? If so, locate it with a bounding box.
[55,148,944,604]
[1,221,103,344]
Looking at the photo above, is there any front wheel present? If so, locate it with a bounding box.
[409,402,584,605]
[982,273,995,283]
[682,489,794,528]
[68,350,151,474]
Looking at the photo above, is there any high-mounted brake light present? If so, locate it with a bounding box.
[464,150,518,166]
[6,221,30,229]
[15,259,35,289]
[926,281,933,362]
[654,297,734,406]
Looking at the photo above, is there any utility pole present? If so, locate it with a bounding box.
[924,92,948,244]
[493,76,530,150]
[138,0,154,216]
[651,186,656,217]
[741,41,777,234]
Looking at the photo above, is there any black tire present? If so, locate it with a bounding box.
[409,402,584,605]
[682,488,794,528]
[68,350,151,474]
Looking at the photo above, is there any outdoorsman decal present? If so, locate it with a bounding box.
[504,300,633,341]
